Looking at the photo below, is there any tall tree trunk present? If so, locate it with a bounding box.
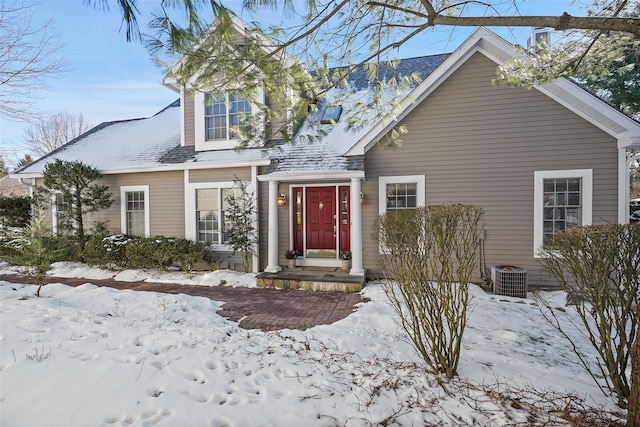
[629,303,640,426]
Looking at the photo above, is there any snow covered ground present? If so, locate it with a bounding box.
[0,262,624,426]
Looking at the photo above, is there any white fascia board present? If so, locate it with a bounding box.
[11,160,271,179]
[344,28,504,157]
[344,26,640,156]
[257,171,365,182]
[161,74,180,93]
[99,160,271,176]
[9,172,41,179]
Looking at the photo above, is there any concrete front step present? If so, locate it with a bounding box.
[256,267,365,293]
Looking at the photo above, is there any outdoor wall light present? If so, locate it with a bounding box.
[277,193,287,207]
[360,192,365,204]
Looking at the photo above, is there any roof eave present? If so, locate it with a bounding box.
[344,27,640,156]
[258,171,365,182]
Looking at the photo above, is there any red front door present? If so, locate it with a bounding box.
[306,186,336,250]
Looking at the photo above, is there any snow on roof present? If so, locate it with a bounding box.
[265,54,450,176]
[19,102,182,175]
[17,53,450,178]
[17,101,268,176]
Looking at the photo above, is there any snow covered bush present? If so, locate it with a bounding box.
[83,234,136,268]
[170,238,215,272]
[538,223,640,409]
[122,236,213,271]
[375,204,484,379]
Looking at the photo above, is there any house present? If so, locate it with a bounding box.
[12,23,640,290]
[0,175,29,198]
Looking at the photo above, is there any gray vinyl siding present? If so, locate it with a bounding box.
[189,168,251,183]
[362,52,619,287]
[99,171,185,237]
[184,92,195,147]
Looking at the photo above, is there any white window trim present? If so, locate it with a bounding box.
[194,87,264,152]
[51,193,63,234]
[185,181,238,251]
[120,185,150,237]
[533,169,592,257]
[378,175,426,215]
[378,175,426,254]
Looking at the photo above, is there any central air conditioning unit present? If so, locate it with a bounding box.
[492,265,528,298]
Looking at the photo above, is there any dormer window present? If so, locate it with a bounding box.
[194,88,264,151]
[205,92,251,141]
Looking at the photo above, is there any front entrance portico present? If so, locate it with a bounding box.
[258,173,365,276]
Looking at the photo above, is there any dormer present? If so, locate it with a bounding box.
[162,14,300,152]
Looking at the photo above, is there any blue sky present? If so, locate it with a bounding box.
[0,0,584,166]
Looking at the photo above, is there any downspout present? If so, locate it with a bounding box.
[18,177,35,197]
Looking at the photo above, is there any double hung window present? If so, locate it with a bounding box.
[195,187,238,244]
[120,186,150,237]
[533,170,592,255]
[204,92,251,141]
[378,175,425,215]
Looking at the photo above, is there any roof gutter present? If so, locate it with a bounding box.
[258,171,365,182]
[11,159,271,179]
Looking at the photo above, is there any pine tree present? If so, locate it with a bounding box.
[35,160,112,250]
[5,210,65,297]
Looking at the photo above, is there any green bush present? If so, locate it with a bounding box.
[0,237,29,260]
[122,236,213,271]
[169,238,212,272]
[0,196,31,228]
[2,213,69,296]
[81,234,215,271]
[84,234,136,268]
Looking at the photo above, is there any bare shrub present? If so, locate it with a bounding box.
[25,345,51,362]
[375,204,484,378]
[538,223,640,409]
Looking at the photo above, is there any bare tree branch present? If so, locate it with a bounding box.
[22,111,92,158]
[430,13,640,36]
[0,0,63,121]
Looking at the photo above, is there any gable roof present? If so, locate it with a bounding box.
[262,54,450,178]
[344,27,640,157]
[14,100,269,178]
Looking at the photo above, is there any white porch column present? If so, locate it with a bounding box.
[349,177,365,276]
[265,180,282,272]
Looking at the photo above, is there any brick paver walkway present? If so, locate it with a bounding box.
[0,274,363,332]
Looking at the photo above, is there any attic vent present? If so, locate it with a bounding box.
[492,265,528,298]
[320,105,343,124]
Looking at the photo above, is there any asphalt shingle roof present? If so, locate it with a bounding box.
[16,53,451,177]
